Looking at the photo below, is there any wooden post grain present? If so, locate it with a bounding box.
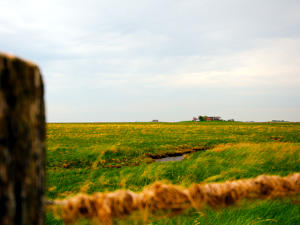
[0,53,45,225]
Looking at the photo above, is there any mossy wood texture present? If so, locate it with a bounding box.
[0,53,45,225]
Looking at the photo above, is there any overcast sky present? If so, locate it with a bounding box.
[1,0,300,122]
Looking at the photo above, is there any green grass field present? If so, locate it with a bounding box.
[46,122,300,224]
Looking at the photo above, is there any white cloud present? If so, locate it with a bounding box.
[163,38,300,88]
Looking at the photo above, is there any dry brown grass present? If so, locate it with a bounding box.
[49,173,300,225]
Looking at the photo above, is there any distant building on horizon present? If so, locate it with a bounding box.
[152,119,159,122]
[198,115,223,121]
[207,116,222,121]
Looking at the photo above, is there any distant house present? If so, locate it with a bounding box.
[228,119,235,122]
[198,115,223,121]
[207,116,222,121]
[152,119,159,122]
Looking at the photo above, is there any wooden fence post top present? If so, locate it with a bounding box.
[0,52,38,68]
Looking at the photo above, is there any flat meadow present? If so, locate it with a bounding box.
[46,122,300,224]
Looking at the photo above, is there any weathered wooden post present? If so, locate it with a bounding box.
[0,53,45,225]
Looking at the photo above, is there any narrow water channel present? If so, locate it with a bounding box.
[155,155,185,162]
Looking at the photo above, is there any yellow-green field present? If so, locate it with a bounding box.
[46,122,300,224]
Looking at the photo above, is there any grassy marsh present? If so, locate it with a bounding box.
[46,122,300,224]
